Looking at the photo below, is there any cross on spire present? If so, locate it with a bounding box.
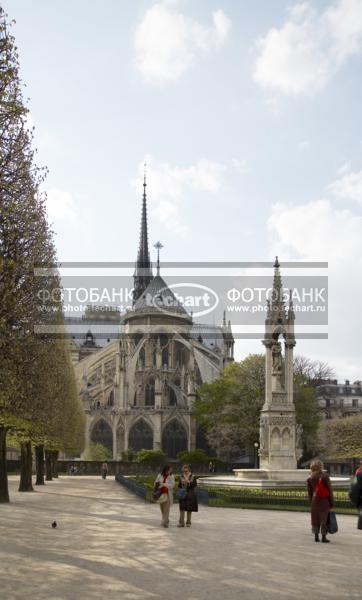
[154,241,163,275]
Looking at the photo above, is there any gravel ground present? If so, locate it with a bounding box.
[0,475,360,600]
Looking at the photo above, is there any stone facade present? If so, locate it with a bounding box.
[316,379,362,419]
[70,182,234,459]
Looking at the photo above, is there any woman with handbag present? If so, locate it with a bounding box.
[307,459,334,543]
[177,464,198,528]
[154,465,174,528]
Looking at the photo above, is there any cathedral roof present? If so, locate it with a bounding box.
[133,274,190,317]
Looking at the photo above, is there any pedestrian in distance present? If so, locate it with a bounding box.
[101,462,108,480]
[177,464,198,528]
[154,465,175,528]
[307,459,334,543]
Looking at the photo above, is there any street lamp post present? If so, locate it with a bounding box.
[254,442,259,469]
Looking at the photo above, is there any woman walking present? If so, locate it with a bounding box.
[101,462,108,480]
[307,459,334,543]
[154,465,175,528]
[177,464,198,528]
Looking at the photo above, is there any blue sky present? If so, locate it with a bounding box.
[7,0,362,379]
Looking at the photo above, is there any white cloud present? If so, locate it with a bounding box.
[132,156,226,235]
[232,158,248,174]
[46,188,77,223]
[298,139,310,150]
[336,161,351,176]
[268,198,362,262]
[134,2,231,83]
[328,166,362,205]
[253,0,362,95]
[324,0,362,62]
[267,197,362,379]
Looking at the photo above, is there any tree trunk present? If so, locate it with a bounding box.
[51,451,59,478]
[0,426,9,503]
[35,445,45,485]
[45,449,52,481]
[19,440,34,492]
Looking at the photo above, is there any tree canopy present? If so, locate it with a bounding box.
[193,353,322,462]
[0,8,84,501]
[318,415,362,459]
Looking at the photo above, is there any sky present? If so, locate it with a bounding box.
[6,0,362,380]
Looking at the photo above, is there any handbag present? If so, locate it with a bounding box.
[158,493,169,504]
[153,485,161,501]
[176,488,187,500]
[327,511,338,534]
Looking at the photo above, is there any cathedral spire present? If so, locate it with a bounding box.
[133,167,153,304]
[267,256,286,325]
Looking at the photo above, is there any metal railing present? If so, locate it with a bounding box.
[115,472,149,500]
[115,472,209,504]
[115,475,355,513]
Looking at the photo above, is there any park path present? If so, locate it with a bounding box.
[0,476,360,600]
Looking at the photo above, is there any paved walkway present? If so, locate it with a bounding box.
[0,476,360,600]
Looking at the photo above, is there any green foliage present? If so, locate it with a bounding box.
[83,443,112,461]
[319,414,362,458]
[121,449,135,462]
[294,376,320,451]
[136,449,166,463]
[0,8,85,500]
[176,449,210,464]
[193,356,265,460]
[120,477,354,514]
[193,354,322,461]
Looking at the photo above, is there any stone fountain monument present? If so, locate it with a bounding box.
[198,258,349,489]
[231,257,307,486]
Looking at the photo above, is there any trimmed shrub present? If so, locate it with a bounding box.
[137,449,166,463]
[177,449,210,464]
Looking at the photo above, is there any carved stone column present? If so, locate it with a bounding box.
[153,413,162,450]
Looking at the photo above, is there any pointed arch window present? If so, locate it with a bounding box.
[108,390,114,407]
[128,419,153,452]
[90,419,113,453]
[162,419,187,458]
[145,378,155,406]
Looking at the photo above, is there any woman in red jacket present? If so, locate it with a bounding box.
[307,459,334,543]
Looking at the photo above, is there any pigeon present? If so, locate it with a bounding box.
[51,521,57,528]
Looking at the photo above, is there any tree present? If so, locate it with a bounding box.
[318,415,362,459]
[194,354,325,461]
[193,356,265,461]
[84,443,112,462]
[0,8,50,500]
[293,355,335,386]
[0,9,85,500]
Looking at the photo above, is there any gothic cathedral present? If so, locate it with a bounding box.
[71,180,234,459]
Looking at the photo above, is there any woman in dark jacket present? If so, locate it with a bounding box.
[177,464,198,527]
[307,459,334,543]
